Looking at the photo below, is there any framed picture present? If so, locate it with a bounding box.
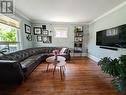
[25,24,31,34]
[42,36,52,43]
[42,30,49,35]
[34,27,42,35]
[42,25,46,30]
[26,34,32,41]
[76,26,83,31]
[37,36,43,42]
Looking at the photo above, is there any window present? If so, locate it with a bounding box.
[0,23,20,53]
[54,26,68,38]
[0,23,16,42]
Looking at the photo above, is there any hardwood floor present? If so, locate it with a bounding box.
[0,57,121,95]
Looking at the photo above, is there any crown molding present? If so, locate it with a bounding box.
[89,1,126,25]
[15,8,32,22]
[31,20,89,25]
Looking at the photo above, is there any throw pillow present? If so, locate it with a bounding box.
[60,48,67,54]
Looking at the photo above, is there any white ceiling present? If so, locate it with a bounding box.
[15,0,125,23]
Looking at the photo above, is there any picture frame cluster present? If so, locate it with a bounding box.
[33,25,52,43]
[24,24,52,43]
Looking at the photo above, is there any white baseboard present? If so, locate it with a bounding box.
[71,53,88,56]
[82,53,88,56]
[70,53,100,63]
[88,54,100,63]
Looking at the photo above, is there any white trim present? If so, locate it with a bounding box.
[82,53,88,56]
[31,20,89,25]
[88,54,100,63]
[90,1,126,24]
[15,9,31,22]
[71,53,88,57]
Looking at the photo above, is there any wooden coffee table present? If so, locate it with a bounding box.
[46,56,66,80]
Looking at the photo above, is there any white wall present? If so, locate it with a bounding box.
[88,5,126,62]
[15,13,33,49]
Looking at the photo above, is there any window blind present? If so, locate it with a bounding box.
[0,16,20,28]
[54,26,68,38]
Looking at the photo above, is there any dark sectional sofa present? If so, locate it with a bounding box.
[0,47,70,84]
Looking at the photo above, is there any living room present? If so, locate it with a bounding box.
[0,0,126,95]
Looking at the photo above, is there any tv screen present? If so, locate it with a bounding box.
[118,24,126,47]
[96,24,126,48]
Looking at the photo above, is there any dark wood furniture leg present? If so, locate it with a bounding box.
[46,63,50,72]
[53,65,57,75]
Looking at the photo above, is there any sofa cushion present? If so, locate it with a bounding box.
[31,47,50,54]
[20,54,45,72]
[20,59,35,72]
[28,54,44,61]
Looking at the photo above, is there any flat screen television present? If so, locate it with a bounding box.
[96,24,126,48]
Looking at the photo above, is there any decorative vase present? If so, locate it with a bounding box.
[52,49,59,61]
[55,55,57,61]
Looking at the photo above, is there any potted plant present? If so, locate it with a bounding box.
[98,55,126,95]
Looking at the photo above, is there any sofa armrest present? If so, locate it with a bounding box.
[0,60,17,63]
[0,60,24,83]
